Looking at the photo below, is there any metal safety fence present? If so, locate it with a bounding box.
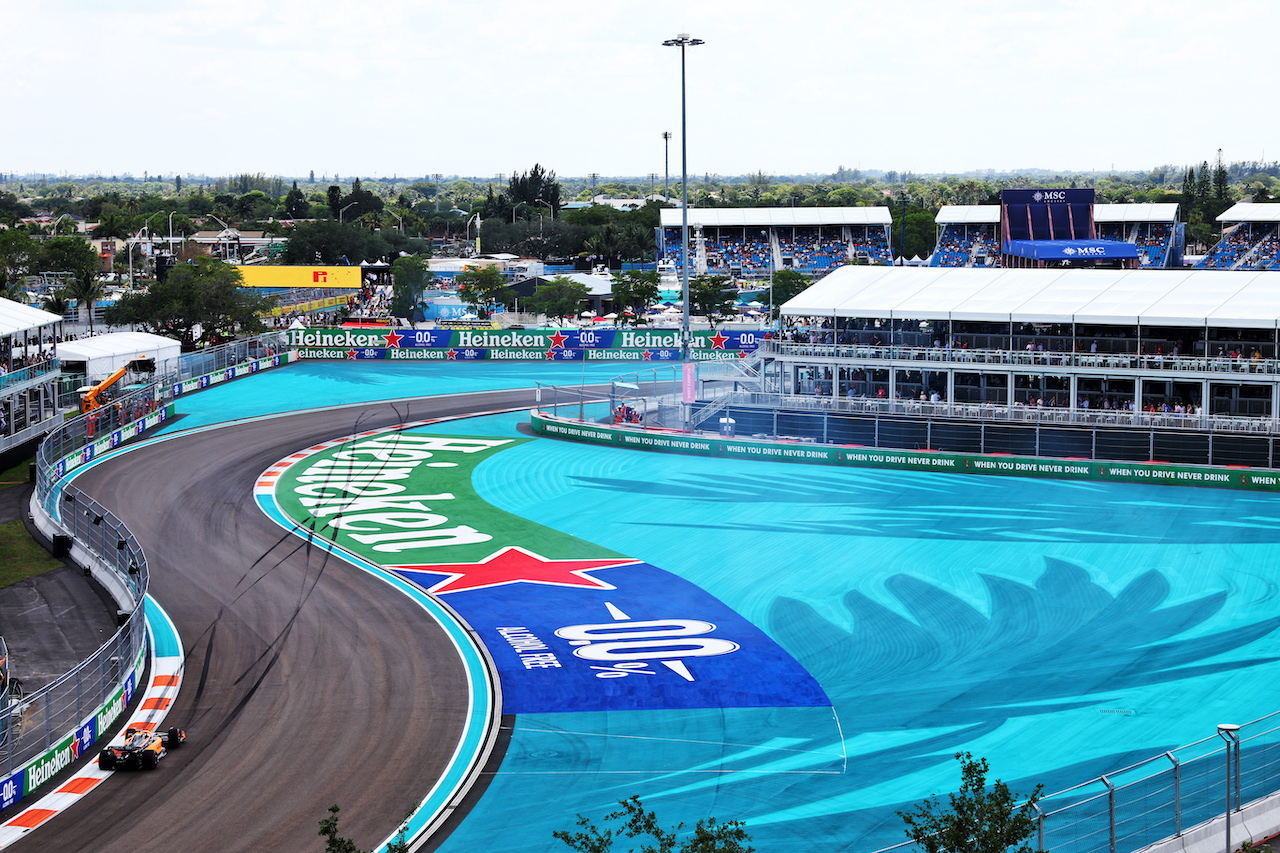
[864,714,1280,853]
[0,481,148,776]
[37,331,290,507]
[3,330,292,794]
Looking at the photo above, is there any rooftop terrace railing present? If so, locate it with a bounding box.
[764,340,1280,377]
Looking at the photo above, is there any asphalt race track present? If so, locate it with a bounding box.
[15,388,541,853]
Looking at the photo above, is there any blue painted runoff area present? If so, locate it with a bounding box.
[145,594,182,659]
[169,362,1280,852]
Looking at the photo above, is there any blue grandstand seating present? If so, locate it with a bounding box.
[660,224,892,273]
[1196,223,1279,271]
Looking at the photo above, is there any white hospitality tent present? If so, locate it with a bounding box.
[57,331,182,382]
[780,265,1280,330]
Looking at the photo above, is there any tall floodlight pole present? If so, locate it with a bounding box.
[663,33,703,363]
[1217,724,1241,853]
[663,132,672,200]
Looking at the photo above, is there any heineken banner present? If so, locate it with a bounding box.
[532,412,1280,494]
[289,327,764,362]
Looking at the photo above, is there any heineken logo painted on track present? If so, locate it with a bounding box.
[256,423,828,713]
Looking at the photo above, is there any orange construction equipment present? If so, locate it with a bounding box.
[80,357,155,414]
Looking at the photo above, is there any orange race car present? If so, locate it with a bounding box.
[98,726,185,771]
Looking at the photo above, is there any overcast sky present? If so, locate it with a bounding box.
[7,0,1275,182]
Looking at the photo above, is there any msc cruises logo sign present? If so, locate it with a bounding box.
[1062,246,1108,257]
[1032,190,1068,203]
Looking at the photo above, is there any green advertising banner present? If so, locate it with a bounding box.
[531,412,1278,493]
[289,327,761,362]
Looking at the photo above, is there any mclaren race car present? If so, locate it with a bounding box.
[98,726,185,771]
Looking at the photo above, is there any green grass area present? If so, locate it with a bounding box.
[0,456,31,491]
[0,520,63,587]
[0,455,62,587]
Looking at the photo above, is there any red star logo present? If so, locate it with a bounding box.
[383,329,404,348]
[642,350,653,360]
[390,546,639,594]
[445,348,458,360]
[738,350,747,358]
[548,330,568,348]
[709,331,729,349]
[346,349,357,360]
[545,349,557,360]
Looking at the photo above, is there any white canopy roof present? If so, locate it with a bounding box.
[1094,203,1180,223]
[781,266,1280,328]
[0,298,62,337]
[660,207,891,228]
[57,331,183,380]
[1218,202,1280,223]
[58,332,181,361]
[935,205,1001,224]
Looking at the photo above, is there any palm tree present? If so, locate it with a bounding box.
[584,224,619,262]
[41,290,70,318]
[90,214,131,240]
[0,280,26,303]
[65,273,107,333]
[619,222,654,264]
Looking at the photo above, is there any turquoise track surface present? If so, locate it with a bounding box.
[162,362,1280,852]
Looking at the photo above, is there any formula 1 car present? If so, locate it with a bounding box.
[98,726,185,771]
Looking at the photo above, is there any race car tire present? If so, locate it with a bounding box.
[98,750,116,771]
[140,751,157,770]
[166,728,183,748]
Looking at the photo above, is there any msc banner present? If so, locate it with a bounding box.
[289,327,763,362]
[1001,188,1096,206]
[532,412,1280,494]
[257,427,828,714]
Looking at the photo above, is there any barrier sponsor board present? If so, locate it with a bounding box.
[266,295,346,317]
[2,642,144,810]
[531,412,1280,493]
[258,426,828,714]
[169,352,293,398]
[289,327,762,362]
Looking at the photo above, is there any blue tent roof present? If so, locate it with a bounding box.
[1003,239,1140,261]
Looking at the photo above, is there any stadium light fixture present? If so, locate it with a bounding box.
[662,33,703,363]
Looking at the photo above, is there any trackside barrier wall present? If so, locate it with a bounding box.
[533,409,1280,852]
[529,411,1280,493]
[5,332,295,814]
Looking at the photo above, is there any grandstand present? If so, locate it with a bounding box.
[1095,203,1182,269]
[657,207,893,278]
[931,206,1002,268]
[929,199,1184,270]
[1197,202,1280,271]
